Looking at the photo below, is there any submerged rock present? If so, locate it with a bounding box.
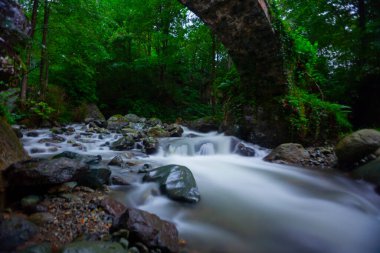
[335,129,380,170]
[112,208,179,253]
[264,143,310,166]
[143,164,200,203]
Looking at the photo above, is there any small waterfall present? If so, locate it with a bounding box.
[198,143,215,155]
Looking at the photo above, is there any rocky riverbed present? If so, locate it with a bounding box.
[1,113,380,253]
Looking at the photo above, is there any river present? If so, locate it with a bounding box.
[21,124,380,253]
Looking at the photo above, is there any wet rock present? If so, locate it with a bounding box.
[100,197,127,218]
[107,115,129,131]
[147,118,162,127]
[147,126,169,138]
[26,131,39,137]
[111,176,131,186]
[234,143,255,157]
[38,134,66,144]
[48,181,78,194]
[352,157,380,188]
[53,151,102,165]
[0,215,38,252]
[61,241,127,253]
[4,158,89,187]
[78,166,111,189]
[120,128,141,138]
[111,136,135,151]
[109,155,124,167]
[125,114,141,124]
[143,164,200,203]
[166,124,183,137]
[112,208,179,253]
[30,148,46,154]
[335,129,380,170]
[264,143,310,166]
[84,104,107,128]
[142,137,159,155]
[51,127,64,135]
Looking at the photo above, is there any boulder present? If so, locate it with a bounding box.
[107,115,129,131]
[111,136,135,151]
[352,157,380,187]
[125,114,141,123]
[147,118,162,127]
[142,137,159,155]
[147,126,169,138]
[112,208,179,253]
[143,164,200,203]
[4,158,89,187]
[0,215,38,252]
[335,129,380,170]
[100,197,127,218]
[84,104,107,128]
[53,151,102,165]
[166,124,183,137]
[264,143,310,166]
[77,166,111,189]
[234,143,255,157]
[61,241,127,253]
[0,117,29,171]
[108,155,124,167]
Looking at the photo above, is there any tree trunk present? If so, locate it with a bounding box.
[358,0,367,67]
[20,0,39,105]
[39,0,50,101]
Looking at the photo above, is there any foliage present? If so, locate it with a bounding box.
[282,87,351,141]
[0,89,22,124]
[27,100,55,121]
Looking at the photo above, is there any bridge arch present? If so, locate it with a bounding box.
[179,0,288,147]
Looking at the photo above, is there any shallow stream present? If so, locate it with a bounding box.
[21,125,380,253]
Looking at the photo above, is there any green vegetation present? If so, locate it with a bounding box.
[1,0,379,143]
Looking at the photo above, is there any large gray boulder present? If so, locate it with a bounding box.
[335,129,380,170]
[4,158,89,187]
[112,208,179,253]
[264,143,310,166]
[143,164,200,203]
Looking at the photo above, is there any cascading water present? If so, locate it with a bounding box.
[21,125,380,253]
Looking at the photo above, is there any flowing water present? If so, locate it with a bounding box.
[21,125,380,253]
